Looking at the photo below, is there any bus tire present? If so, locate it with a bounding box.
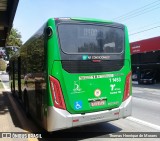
[11,83,15,97]
[24,92,30,118]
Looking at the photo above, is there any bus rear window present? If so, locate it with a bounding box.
[58,23,124,54]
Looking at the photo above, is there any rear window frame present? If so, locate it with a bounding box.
[57,22,125,55]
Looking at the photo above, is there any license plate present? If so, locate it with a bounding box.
[90,100,105,107]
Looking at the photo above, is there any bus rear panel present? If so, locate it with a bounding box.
[47,18,132,131]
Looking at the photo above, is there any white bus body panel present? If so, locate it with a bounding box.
[47,96,132,132]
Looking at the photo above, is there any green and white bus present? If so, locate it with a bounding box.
[9,17,132,132]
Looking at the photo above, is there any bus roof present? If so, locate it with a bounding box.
[71,17,113,24]
[51,17,122,25]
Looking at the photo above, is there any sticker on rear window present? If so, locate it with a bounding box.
[82,55,89,60]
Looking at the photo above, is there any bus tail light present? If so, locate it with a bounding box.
[49,76,66,110]
[123,72,132,101]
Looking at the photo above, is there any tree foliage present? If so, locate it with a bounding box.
[4,27,23,60]
[6,28,23,47]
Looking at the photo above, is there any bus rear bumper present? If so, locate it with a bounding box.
[47,96,132,132]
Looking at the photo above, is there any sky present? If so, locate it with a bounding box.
[13,0,160,43]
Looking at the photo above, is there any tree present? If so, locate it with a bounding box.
[0,27,23,71]
[5,27,23,60]
[6,28,23,47]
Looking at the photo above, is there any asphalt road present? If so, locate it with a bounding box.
[132,82,160,126]
[0,73,160,141]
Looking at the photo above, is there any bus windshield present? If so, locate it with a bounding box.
[58,23,124,54]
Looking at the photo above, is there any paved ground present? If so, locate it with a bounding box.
[0,91,29,141]
[132,82,160,126]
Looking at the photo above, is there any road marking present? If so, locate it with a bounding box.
[127,116,160,131]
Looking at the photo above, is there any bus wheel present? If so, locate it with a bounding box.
[24,94,30,118]
[11,83,15,97]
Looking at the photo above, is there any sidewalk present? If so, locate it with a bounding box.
[0,79,29,141]
[0,79,39,141]
[0,89,23,131]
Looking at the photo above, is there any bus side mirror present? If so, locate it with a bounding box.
[46,26,53,38]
